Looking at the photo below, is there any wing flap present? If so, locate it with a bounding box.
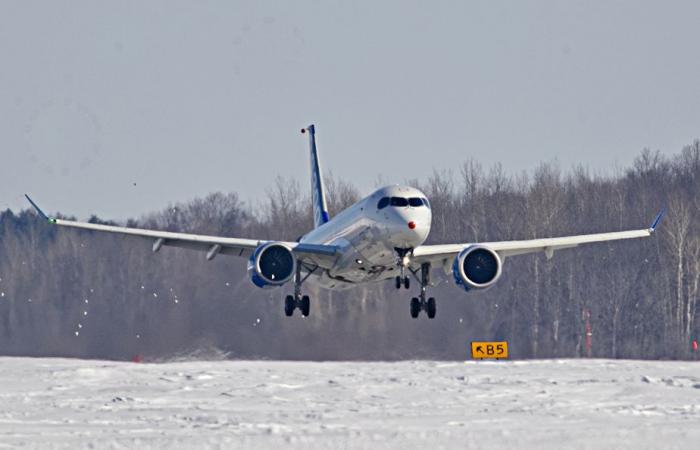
[53,218,338,265]
[25,195,338,268]
[486,228,652,258]
[413,227,655,265]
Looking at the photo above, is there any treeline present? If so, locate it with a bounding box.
[1,142,699,361]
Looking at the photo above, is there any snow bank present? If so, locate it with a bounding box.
[0,358,697,449]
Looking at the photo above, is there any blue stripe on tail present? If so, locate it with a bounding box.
[305,124,330,228]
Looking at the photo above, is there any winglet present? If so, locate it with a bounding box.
[24,194,56,224]
[649,208,666,233]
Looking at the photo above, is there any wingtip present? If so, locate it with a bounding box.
[649,208,666,233]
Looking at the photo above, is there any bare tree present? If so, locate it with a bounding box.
[2,141,700,360]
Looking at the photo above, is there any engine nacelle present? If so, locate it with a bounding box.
[452,245,502,291]
[247,242,296,289]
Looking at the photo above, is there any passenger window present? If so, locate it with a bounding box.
[390,197,409,207]
[377,197,390,209]
[408,198,423,207]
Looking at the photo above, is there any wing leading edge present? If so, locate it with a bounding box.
[413,209,665,269]
[24,195,338,267]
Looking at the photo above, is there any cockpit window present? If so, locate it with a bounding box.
[377,197,390,209]
[408,197,424,207]
[390,197,409,207]
[422,197,431,209]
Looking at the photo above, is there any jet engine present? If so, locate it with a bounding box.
[452,245,502,291]
[247,242,296,288]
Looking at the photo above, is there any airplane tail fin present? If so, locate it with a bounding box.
[302,124,330,228]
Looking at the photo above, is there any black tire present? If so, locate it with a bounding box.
[404,277,410,289]
[395,276,401,290]
[410,297,420,319]
[300,295,310,317]
[427,297,436,319]
[284,295,295,317]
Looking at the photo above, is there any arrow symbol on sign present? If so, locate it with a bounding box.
[476,346,484,354]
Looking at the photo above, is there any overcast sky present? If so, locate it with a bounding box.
[2,1,699,219]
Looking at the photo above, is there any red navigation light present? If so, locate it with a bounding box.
[408,221,416,230]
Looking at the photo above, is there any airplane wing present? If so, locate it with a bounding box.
[412,210,665,271]
[24,195,338,268]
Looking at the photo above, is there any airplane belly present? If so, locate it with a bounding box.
[326,223,397,283]
[352,227,395,266]
[301,202,410,287]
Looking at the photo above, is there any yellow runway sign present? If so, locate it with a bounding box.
[471,341,509,360]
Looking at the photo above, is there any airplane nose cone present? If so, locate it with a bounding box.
[408,221,416,230]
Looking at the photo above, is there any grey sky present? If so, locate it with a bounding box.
[2,1,699,219]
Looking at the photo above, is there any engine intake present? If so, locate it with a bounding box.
[452,245,502,291]
[248,242,296,288]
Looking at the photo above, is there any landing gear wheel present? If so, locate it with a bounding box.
[284,295,295,317]
[300,295,310,317]
[426,297,436,319]
[395,276,402,290]
[403,277,410,289]
[410,297,420,319]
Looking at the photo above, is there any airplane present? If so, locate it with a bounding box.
[25,124,666,319]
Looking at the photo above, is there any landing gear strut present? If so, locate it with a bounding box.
[409,263,436,319]
[285,264,312,317]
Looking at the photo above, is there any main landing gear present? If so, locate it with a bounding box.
[284,264,313,317]
[409,263,436,319]
[285,294,309,317]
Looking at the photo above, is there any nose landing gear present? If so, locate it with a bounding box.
[394,248,411,290]
[395,275,410,289]
[408,263,436,319]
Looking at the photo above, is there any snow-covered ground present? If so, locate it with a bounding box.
[0,357,698,449]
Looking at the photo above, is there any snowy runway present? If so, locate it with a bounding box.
[0,357,698,449]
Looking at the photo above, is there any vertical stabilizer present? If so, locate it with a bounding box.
[302,124,330,228]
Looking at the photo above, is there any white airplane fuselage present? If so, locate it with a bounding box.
[300,185,431,289]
